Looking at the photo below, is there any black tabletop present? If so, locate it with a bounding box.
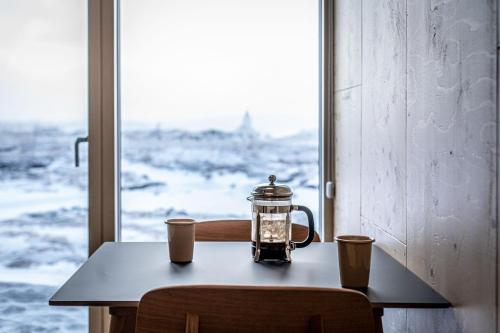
[49,242,451,308]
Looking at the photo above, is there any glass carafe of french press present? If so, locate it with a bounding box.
[248,175,315,262]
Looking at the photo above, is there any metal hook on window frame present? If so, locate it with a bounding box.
[74,136,88,167]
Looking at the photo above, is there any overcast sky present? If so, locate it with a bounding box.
[0,0,88,126]
[0,0,319,136]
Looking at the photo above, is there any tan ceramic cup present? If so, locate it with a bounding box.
[335,235,375,288]
[165,218,196,263]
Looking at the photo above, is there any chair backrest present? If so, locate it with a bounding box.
[135,286,377,333]
[195,220,321,242]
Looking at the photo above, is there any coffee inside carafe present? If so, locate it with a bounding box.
[251,241,287,261]
[251,212,290,261]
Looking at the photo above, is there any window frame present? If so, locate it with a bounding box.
[88,0,117,331]
[322,0,334,242]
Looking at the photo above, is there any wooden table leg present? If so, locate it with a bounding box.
[109,307,137,333]
[373,307,384,333]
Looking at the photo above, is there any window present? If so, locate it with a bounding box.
[0,1,328,331]
[117,0,322,240]
[0,1,89,331]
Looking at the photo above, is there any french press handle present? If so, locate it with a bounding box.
[291,205,315,248]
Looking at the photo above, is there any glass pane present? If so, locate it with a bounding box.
[119,0,319,241]
[0,1,88,331]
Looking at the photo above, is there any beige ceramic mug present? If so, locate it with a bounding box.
[335,235,375,288]
[165,218,196,263]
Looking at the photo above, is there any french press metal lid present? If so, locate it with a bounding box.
[250,175,292,199]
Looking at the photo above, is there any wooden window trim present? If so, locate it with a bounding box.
[322,0,335,242]
[88,0,116,332]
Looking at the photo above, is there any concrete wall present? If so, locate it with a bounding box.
[333,0,497,332]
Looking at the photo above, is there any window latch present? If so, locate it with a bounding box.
[325,181,335,199]
[74,136,88,167]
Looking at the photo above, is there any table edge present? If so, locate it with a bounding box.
[49,299,451,309]
[49,300,140,307]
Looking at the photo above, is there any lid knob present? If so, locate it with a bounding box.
[250,175,292,199]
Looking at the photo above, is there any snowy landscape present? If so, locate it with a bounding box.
[0,116,319,332]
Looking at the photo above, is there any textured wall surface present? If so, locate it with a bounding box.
[334,87,361,236]
[361,0,407,244]
[406,1,497,332]
[334,0,362,237]
[333,0,497,332]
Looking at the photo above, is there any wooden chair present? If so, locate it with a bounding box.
[195,219,321,242]
[135,285,377,333]
[109,221,321,333]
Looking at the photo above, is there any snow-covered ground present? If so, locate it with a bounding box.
[0,119,318,332]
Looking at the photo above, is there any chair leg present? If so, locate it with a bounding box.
[109,307,137,333]
[373,307,384,333]
[185,312,199,333]
[309,315,324,333]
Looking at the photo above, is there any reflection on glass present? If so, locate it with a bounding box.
[119,0,320,241]
[0,1,88,331]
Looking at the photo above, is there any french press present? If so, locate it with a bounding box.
[248,175,315,262]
